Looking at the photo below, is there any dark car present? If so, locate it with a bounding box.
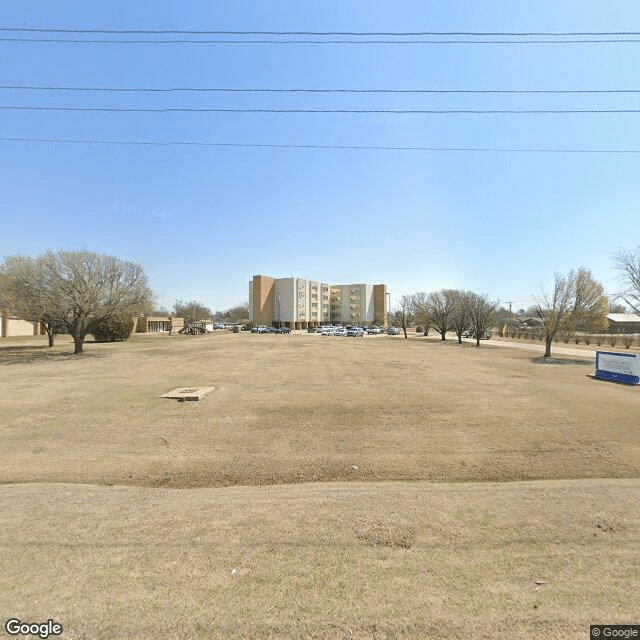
[277,327,292,334]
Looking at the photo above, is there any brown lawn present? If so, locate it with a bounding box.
[0,331,638,488]
[1,479,638,639]
[1,332,639,639]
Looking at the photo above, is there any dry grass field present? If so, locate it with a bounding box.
[2,479,638,639]
[1,331,639,488]
[1,331,639,638]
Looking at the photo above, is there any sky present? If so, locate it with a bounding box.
[1,1,640,313]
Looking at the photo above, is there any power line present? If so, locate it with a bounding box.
[3,28,640,36]
[3,106,640,114]
[3,85,640,94]
[3,37,640,45]
[3,137,640,153]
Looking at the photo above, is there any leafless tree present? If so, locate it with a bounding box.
[468,293,498,346]
[613,244,640,313]
[388,294,414,338]
[448,290,474,344]
[1,255,65,346]
[213,302,249,324]
[413,289,456,340]
[533,268,607,358]
[608,302,627,314]
[2,250,154,354]
[172,300,212,323]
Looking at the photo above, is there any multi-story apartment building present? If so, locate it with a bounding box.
[249,275,388,329]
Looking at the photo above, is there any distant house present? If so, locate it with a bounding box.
[607,313,640,334]
[136,316,184,333]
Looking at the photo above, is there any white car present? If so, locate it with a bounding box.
[367,326,382,334]
[334,327,348,336]
[321,326,337,335]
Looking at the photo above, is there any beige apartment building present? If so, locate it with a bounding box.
[249,275,388,329]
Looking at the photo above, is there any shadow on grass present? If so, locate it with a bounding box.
[530,357,592,366]
[0,346,103,366]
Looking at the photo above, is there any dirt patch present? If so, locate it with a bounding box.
[530,357,592,366]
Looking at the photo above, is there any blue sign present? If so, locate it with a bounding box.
[595,351,640,385]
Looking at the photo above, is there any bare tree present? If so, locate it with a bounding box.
[213,302,249,324]
[533,268,607,358]
[173,299,212,323]
[448,290,474,344]
[2,250,154,354]
[388,294,414,338]
[469,293,498,347]
[494,306,513,337]
[613,244,640,313]
[608,302,627,314]
[1,255,64,346]
[152,307,171,316]
[413,289,456,340]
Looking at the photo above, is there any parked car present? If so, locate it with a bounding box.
[256,326,270,333]
[367,326,382,334]
[307,327,317,333]
[277,327,292,334]
[241,324,253,331]
[334,327,348,336]
[346,327,364,337]
[321,326,337,335]
[387,327,401,335]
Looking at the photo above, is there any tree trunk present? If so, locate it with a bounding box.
[43,321,55,347]
[73,333,85,354]
[457,332,462,344]
[476,336,480,347]
[440,330,446,341]
[544,336,552,358]
[403,326,408,339]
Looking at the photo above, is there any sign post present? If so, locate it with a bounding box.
[595,351,640,385]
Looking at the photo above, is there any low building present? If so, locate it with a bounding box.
[607,313,640,334]
[0,314,43,337]
[136,316,184,333]
[249,275,388,329]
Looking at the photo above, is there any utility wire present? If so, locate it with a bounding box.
[3,106,640,114]
[3,37,640,45]
[2,85,640,94]
[3,137,640,153]
[3,28,640,35]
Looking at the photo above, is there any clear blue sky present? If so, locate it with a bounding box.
[1,1,640,313]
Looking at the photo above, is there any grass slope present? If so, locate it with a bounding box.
[1,479,637,639]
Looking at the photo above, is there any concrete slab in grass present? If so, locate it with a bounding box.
[159,387,215,401]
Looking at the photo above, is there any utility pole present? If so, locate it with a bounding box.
[506,301,513,314]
